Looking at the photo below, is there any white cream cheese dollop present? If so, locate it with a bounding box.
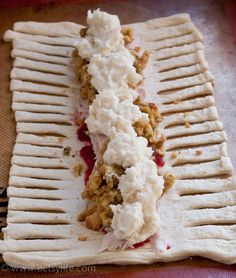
[87,109,135,136]
[115,86,139,101]
[88,51,142,91]
[86,91,148,136]
[103,132,153,168]
[111,202,144,242]
[119,159,164,202]
[76,9,124,59]
[115,159,164,245]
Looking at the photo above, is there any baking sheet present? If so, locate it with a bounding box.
[0,0,235,276]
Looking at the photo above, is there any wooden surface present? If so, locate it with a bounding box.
[0,0,235,276]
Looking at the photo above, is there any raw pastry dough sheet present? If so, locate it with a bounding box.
[0,0,235,272]
[0,12,235,268]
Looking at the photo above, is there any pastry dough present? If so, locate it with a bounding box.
[0,13,235,268]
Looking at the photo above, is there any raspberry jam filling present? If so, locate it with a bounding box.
[77,122,91,142]
[133,238,150,248]
[153,151,165,167]
[133,238,170,250]
[78,123,96,183]
[79,144,96,183]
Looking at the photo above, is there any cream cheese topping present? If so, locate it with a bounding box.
[103,132,152,168]
[76,9,124,59]
[88,51,142,91]
[115,87,139,101]
[111,202,144,241]
[119,158,163,202]
[77,9,164,246]
[86,91,148,136]
[87,109,136,136]
[115,158,164,243]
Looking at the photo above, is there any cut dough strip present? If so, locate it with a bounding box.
[165,131,226,150]
[170,157,233,179]
[159,62,208,82]
[4,30,77,46]
[7,211,78,224]
[13,92,72,106]
[7,187,81,200]
[161,96,214,114]
[13,144,63,158]
[158,71,214,92]
[166,143,227,166]
[0,239,77,252]
[11,49,73,66]
[156,50,205,72]
[146,13,191,28]
[12,102,72,114]
[13,57,75,77]
[7,198,81,213]
[10,80,72,96]
[145,22,196,42]
[144,30,202,51]
[11,156,71,169]
[15,111,72,124]
[13,21,83,37]
[16,123,77,136]
[13,39,74,57]
[11,69,79,88]
[152,42,203,61]
[186,225,236,241]
[160,82,213,104]
[16,133,66,147]
[164,120,223,138]
[163,107,218,127]
[181,189,236,209]
[174,177,236,195]
[3,223,77,239]
[183,207,236,227]
[9,176,80,190]
[10,165,74,180]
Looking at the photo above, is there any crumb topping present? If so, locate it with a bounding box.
[73,163,84,176]
[80,27,88,38]
[134,50,150,74]
[133,97,164,149]
[122,27,133,44]
[163,174,175,192]
[63,146,71,156]
[195,150,202,156]
[79,160,124,230]
[170,152,177,159]
[78,235,87,241]
[184,122,191,128]
[75,58,97,103]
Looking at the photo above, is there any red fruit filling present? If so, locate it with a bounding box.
[79,143,96,183]
[133,237,150,248]
[153,152,165,167]
[77,122,90,142]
